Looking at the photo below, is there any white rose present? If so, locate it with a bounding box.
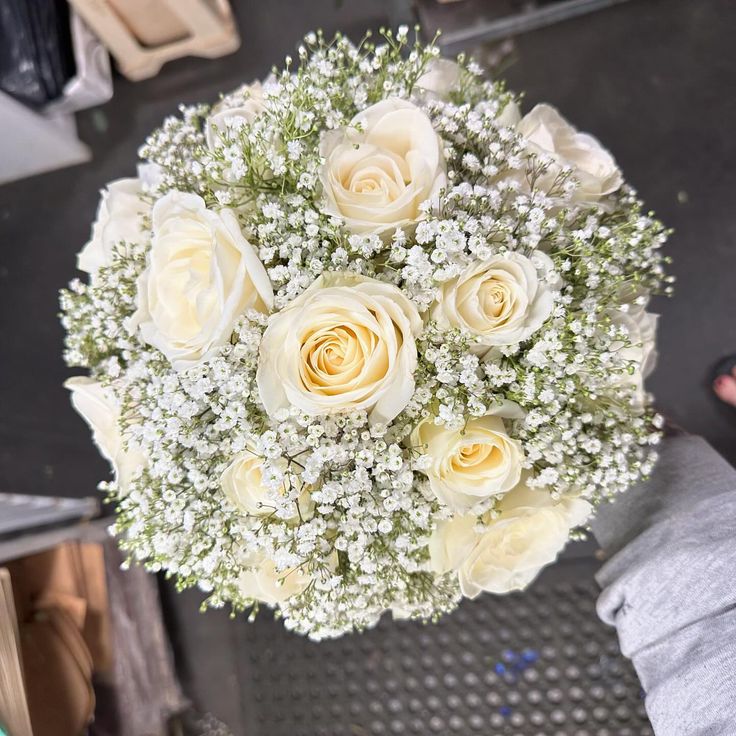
[496,100,522,128]
[78,178,150,275]
[415,58,461,100]
[137,162,164,193]
[65,377,145,489]
[431,251,556,349]
[611,307,659,408]
[320,97,446,235]
[257,272,422,426]
[517,104,622,203]
[221,449,312,520]
[130,191,273,371]
[412,401,525,511]
[206,80,267,150]
[430,484,592,596]
[238,554,311,606]
[428,513,479,577]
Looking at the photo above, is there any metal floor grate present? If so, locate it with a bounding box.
[238,558,651,736]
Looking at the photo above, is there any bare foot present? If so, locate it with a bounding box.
[713,368,736,407]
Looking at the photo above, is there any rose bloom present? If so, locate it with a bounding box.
[205,80,267,150]
[429,484,592,596]
[415,58,461,101]
[431,251,555,349]
[411,401,525,511]
[257,272,422,425]
[130,191,273,371]
[65,377,145,489]
[221,448,312,520]
[320,97,446,235]
[610,306,659,409]
[507,103,622,203]
[238,554,312,606]
[78,178,150,276]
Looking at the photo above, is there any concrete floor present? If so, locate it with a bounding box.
[1,0,735,728]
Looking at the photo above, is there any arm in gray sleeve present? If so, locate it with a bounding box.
[591,434,736,736]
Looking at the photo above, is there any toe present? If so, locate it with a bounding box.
[713,374,736,407]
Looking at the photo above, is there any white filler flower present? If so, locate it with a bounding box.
[131,191,273,371]
[320,97,446,235]
[257,272,422,425]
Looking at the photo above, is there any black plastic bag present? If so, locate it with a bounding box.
[0,0,76,107]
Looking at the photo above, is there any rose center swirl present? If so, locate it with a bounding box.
[478,278,515,323]
[342,150,409,203]
[450,442,504,474]
[298,319,388,396]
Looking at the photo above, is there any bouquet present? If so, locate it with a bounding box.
[60,29,670,639]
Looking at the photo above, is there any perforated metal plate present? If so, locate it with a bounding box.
[239,558,651,736]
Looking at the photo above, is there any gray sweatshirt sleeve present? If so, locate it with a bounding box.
[591,435,736,736]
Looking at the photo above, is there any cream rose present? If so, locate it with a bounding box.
[415,58,461,100]
[430,484,592,596]
[78,178,150,275]
[257,272,422,425]
[496,100,523,128]
[221,449,312,520]
[238,554,312,606]
[428,514,479,580]
[320,97,446,235]
[431,252,556,348]
[65,377,145,489]
[412,401,525,511]
[130,191,273,371]
[206,80,267,150]
[516,104,622,203]
[611,307,659,408]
